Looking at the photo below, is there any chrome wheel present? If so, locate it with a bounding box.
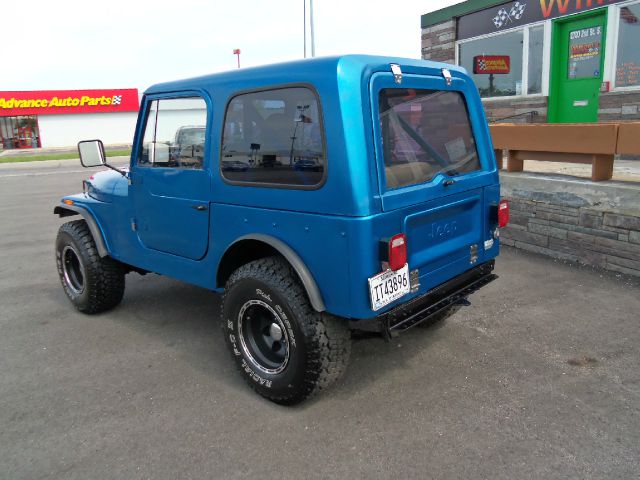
[238,299,290,375]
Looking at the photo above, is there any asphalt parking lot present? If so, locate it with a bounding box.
[1,160,639,479]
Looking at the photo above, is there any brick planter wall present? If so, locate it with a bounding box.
[500,173,640,277]
[421,20,456,64]
[484,91,640,124]
[483,97,548,123]
[599,91,640,122]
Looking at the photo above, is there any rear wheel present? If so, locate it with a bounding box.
[221,256,350,405]
[55,220,125,314]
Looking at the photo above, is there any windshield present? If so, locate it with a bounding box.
[379,88,481,190]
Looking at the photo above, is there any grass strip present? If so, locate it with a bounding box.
[0,149,131,164]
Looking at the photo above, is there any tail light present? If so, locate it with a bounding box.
[498,199,509,228]
[388,233,407,271]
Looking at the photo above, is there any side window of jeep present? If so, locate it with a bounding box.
[221,87,325,187]
[138,97,207,169]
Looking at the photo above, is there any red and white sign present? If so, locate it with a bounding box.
[0,89,139,116]
[473,56,511,75]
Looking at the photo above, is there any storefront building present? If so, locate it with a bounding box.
[421,0,640,123]
[0,89,139,149]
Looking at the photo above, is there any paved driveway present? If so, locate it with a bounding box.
[1,162,639,479]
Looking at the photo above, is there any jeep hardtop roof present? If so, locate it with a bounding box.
[136,55,493,219]
[144,55,468,95]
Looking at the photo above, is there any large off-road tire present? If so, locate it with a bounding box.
[55,220,125,314]
[221,256,351,405]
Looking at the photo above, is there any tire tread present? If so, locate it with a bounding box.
[56,220,125,314]
[222,256,350,404]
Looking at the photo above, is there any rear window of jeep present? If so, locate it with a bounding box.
[379,89,481,190]
[221,87,325,187]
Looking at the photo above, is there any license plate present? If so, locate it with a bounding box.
[368,264,410,312]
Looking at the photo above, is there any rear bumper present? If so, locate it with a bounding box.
[351,260,497,337]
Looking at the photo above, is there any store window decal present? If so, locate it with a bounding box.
[568,26,602,80]
[616,4,640,87]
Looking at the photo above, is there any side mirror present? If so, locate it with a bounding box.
[78,140,106,168]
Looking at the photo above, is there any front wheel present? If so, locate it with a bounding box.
[221,257,351,405]
[55,220,125,314]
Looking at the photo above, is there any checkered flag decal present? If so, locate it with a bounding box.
[493,2,526,29]
[112,95,122,105]
[493,8,509,28]
[509,2,526,20]
[477,59,487,70]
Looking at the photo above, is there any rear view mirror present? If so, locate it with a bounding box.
[78,140,106,168]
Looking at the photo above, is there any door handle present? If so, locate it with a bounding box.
[443,179,455,187]
[191,205,208,211]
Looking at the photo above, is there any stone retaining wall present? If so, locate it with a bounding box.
[500,173,640,277]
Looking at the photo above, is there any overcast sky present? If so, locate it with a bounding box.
[3,0,463,92]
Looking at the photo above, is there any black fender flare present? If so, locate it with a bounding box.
[53,203,109,258]
[227,234,326,312]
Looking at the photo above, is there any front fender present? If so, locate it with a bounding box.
[54,202,109,258]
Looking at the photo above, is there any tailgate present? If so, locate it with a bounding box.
[403,188,485,277]
[370,66,498,285]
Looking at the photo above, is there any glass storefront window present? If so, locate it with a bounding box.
[459,25,545,98]
[0,116,40,149]
[459,30,524,97]
[615,3,640,88]
[528,26,544,94]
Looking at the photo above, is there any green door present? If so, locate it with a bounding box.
[549,10,607,123]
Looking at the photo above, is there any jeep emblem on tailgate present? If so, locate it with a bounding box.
[428,220,458,240]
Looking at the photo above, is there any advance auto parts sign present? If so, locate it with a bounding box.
[458,0,626,40]
[0,89,139,116]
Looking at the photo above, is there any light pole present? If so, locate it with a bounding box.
[233,48,241,68]
[309,0,315,57]
[303,0,316,58]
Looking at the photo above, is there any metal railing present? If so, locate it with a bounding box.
[489,110,539,124]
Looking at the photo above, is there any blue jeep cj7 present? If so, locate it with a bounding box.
[54,55,509,404]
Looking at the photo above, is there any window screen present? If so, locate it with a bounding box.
[221,87,325,187]
[379,89,481,190]
[138,97,207,169]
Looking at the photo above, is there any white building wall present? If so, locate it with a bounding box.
[37,112,138,147]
